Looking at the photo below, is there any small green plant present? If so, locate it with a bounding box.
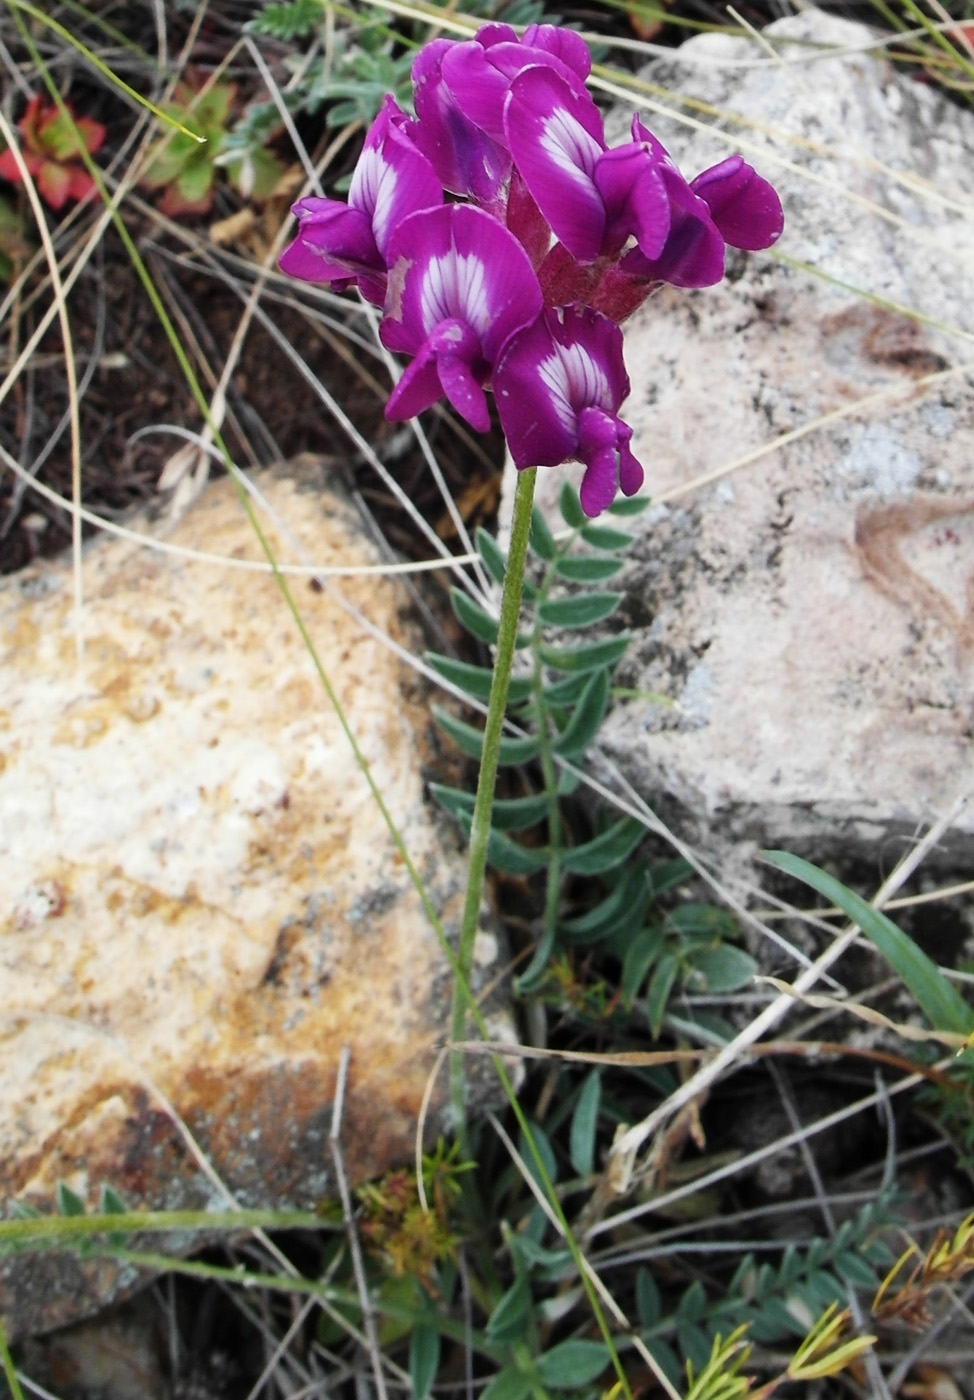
[430,482,757,1034]
[0,95,105,210]
[141,77,285,216]
[357,1140,471,1284]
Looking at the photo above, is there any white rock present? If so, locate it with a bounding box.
[0,461,509,1338]
[519,8,974,862]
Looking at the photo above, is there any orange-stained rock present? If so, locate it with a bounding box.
[0,460,511,1339]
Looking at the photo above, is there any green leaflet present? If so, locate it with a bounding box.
[432,707,540,766]
[569,1069,601,1177]
[578,524,633,551]
[450,587,499,644]
[562,867,650,942]
[537,1339,610,1388]
[555,554,625,583]
[486,829,550,875]
[560,818,645,875]
[409,1323,439,1400]
[552,669,610,759]
[608,494,652,516]
[557,481,587,528]
[430,785,549,832]
[538,591,623,628]
[427,652,533,705]
[528,506,556,560]
[539,634,631,672]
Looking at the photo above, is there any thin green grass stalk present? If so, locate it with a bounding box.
[0,1316,25,1400]
[3,0,204,141]
[450,466,536,1124]
[0,1209,323,1246]
[39,0,168,73]
[12,25,633,1396]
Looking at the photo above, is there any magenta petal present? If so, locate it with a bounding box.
[494,314,578,468]
[619,441,644,497]
[387,320,489,431]
[578,456,618,517]
[690,155,784,250]
[439,355,490,432]
[621,166,726,288]
[595,141,670,259]
[521,24,592,80]
[442,38,591,145]
[505,67,606,262]
[278,236,350,285]
[279,201,381,284]
[386,350,444,421]
[349,95,442,258]
[476,22,519,47]
[439,41,515,142]
[577,408,641,516]
[382,204,542,362]
[411,39,510,201]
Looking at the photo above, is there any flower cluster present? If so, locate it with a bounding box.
[279,24,783,516]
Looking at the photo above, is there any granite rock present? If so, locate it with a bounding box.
[0,460,510,1338]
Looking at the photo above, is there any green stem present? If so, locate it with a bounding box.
[451,466,537,1126]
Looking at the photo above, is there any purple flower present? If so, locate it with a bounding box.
[617,117,783,288]
[278,96,441,305]
[380,204,543,433]
[275,22,785,516]
[494,306,643,517]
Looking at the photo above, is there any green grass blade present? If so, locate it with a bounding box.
[764,851,974,1034]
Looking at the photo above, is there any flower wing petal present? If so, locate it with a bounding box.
[411,39,510,201]
[690,155,784,250]
[279,201,381,284]
[349,96,442,258]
